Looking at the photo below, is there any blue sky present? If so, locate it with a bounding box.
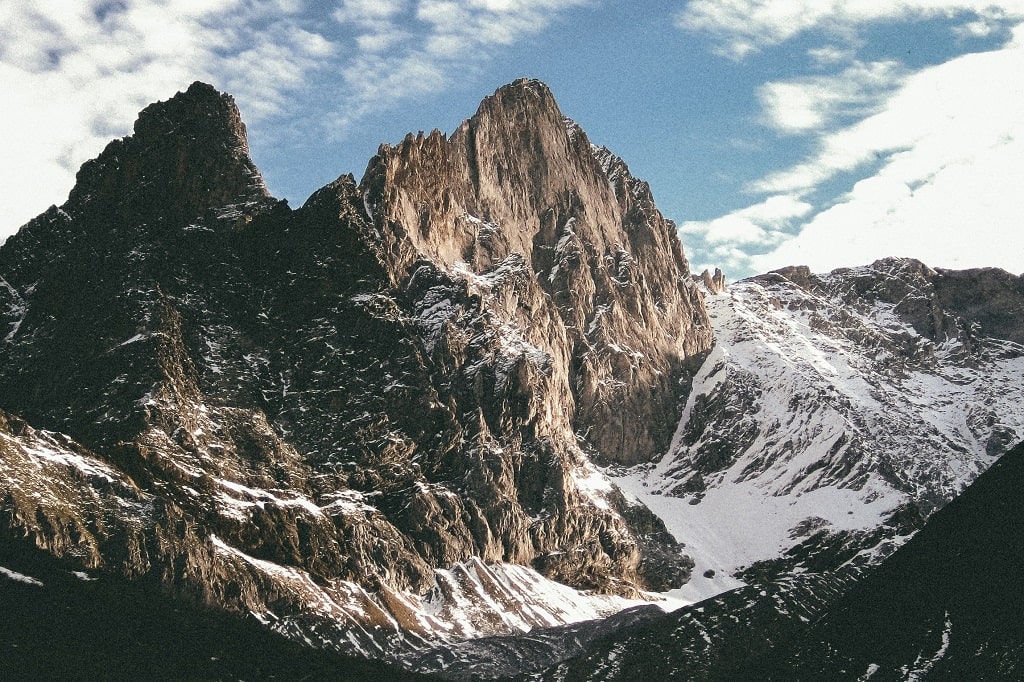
[3,1,1023,279]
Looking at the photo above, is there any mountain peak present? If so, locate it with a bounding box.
[360,78,712,465]
[132,81,244,140]
[65,81,268,226]
[469,77,565,140]
[486,77,557,106]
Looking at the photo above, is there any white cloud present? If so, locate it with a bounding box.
[682,194,813,245]
[807,45,856,66]
[757,60,905,135]
[680,194,813,274]
[672,2,1024,278]
[756,40,1024,195]
[329,0,588,137]
[677,0,1024,58]
[742,41,1024,275]
[753,130,1024,274]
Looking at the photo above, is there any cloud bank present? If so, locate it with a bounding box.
[677,1,1024,278]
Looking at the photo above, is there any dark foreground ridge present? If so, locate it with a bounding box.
[749,438,1024,679]
[0,539,426,681]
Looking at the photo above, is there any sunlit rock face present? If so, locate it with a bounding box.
[0,79,708,661]
[362,78,713,466]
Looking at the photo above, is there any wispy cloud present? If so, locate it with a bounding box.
[676,0,1024,59]
[752,36,1024,274]
[757,60,906,135]
[755,35,1024,196]
[680,194,813,274]
[328,0,589,135]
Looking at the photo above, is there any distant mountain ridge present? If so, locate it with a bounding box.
[613,257,1024,599]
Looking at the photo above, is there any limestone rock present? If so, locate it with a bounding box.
[698,267,727,294]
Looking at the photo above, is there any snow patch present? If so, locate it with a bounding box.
[571,459,616,511]
[901,612,953,681]
[0,566,44,586]
[215,479,323,520]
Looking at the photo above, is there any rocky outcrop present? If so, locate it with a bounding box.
[697,268,727,294]
[67,80,269,228]
[535,570,861,682]
[764,258,1024,348]
[0,80,703,661]
[931,265,1024,344]
[685,257,1024,501]
[0,539,426,681]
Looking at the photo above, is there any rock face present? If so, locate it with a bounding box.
[362,79,712,465]
[0,80,707,662]
[696,268,726,294]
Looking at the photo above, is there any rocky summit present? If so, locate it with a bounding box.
[0,80,711,667]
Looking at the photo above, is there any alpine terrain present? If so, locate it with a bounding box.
[0,79,710,674]
[534,441,1024,681]
[616,258,1024,600]
[2,78,1023,679]
[533,263,1024,680]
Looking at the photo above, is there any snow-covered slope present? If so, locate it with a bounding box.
[613,258,1024,601]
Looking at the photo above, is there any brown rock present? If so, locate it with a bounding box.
[362,78,713,465]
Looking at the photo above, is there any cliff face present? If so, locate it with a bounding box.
[0,80,708,660]
[363,79,713,465]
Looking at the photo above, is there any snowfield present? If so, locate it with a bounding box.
[612,263,1024,602]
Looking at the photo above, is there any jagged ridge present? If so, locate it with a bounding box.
[0,79,707,662]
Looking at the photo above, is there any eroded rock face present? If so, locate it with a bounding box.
[0,80,703,659]
[362,79,713,465]
[697,268,727,295]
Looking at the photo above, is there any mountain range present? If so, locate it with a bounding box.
[1,79,1021,679]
